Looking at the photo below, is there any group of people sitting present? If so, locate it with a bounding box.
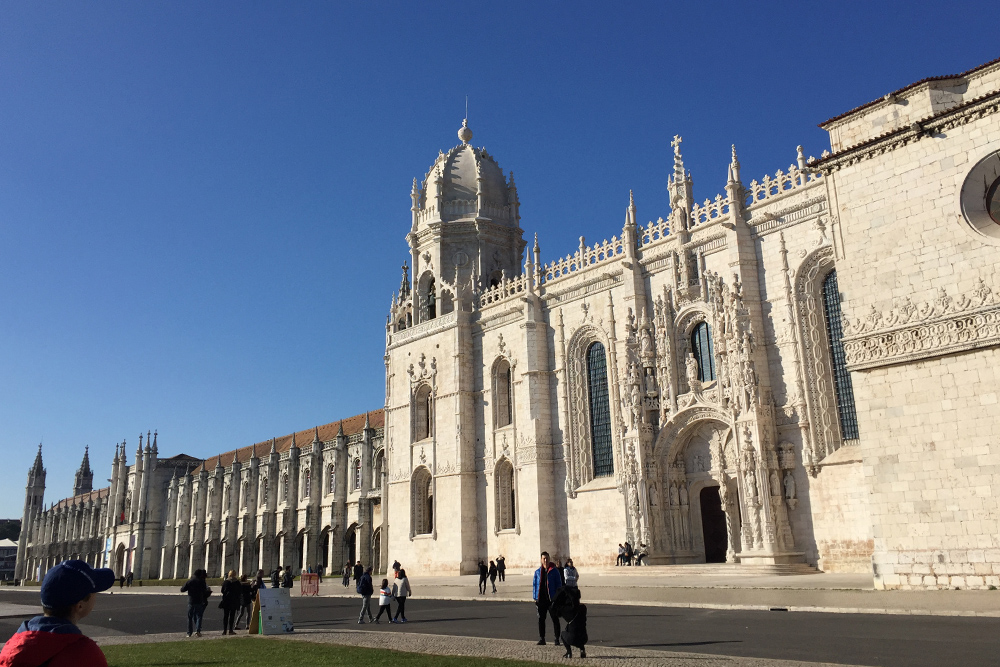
[615,541,649,566]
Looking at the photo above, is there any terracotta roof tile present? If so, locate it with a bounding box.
[192,409,384,473]
[53,486,110,510]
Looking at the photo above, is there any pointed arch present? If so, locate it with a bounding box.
[565,324,620,490]
[494,458,516,532]
[410,466,433,537]
[492,357,513,429]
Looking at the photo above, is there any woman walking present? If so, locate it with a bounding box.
[391,568,411,623]
[374,578,393,623]
[488,560,498,593]
[234,574,254,630]
[220,570,242,635]
[477,560,488,595]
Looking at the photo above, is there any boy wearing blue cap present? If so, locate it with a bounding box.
[0,559,115,667]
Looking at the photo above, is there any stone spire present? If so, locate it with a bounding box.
[270,437,276,455]
[400,262,410,297]
[151,430,158,457]
[337,421,344,437]
[31,444,44,477]
[728,144,742,184]
[73,446,94,497]
[215,454,224,470]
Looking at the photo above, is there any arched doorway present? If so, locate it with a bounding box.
[346,527,357,565]
[371,529,381,574]
[114,544,126,576]
[321,530,330,571]
[699,487,728,563]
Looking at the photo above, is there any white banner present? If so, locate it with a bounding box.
[257,587,293,635]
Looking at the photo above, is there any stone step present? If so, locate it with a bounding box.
[586,563,820,577]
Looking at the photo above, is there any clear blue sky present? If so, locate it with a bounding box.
[0,1,994,518]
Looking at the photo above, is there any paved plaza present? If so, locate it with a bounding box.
[2,579,1000,667]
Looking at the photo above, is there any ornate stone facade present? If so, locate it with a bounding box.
[15,413,387,581]
[383,59,1000,587]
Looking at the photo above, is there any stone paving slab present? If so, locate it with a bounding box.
[8,572,999,616]
[0,603,39,619]
[93,628,859,667]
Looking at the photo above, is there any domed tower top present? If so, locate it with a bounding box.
[411,119,521,232]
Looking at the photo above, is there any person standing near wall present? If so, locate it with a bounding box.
[564,558,579,588]
[532,551,563,646]
[496,555,506,582]
[219,570,241,635]
[180,569,211,637]
[342,562,351,588]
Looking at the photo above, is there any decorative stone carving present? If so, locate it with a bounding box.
[842,278,1000,371]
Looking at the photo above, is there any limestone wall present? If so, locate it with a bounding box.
[825,91,1000,588]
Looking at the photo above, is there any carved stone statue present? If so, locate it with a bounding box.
[679,484,689,506]
[640,326,653,359]
[686,354,699,388]
[770,470,781,497]
[784,472,796,501]
[669,484,679,506]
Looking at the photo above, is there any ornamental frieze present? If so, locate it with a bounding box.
[842,278,1000,370]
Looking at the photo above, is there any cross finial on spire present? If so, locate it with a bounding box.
[671,135,682,152]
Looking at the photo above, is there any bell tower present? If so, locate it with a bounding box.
[15,444,46,580]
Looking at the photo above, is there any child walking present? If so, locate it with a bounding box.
[374,578,393,623]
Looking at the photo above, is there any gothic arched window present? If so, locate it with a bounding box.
[427,278,437,320]
[821,270,859,440]
[303,469,311,498]
[494,359,513,429]
[414,384,432,441]
[373,451,384,490]
[327,465,335,495]
[241,481,250,509]
[353,459,362,491]
[586,342,614,478]
[691,322,716,382]
[281,474,288,502]
[412,468,433,536]
[260,477,268,505]
[496,459,516,530]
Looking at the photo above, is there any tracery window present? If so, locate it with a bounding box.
[821,270,859,440]
[586,342,614,478]
[260,477,268,504]
[281,474,288,502]
[303,469,311,498]
[414,384,432,441]
[496,459,516,530]
[241,481,250,509]
[691,322,716,382]
[353,459,362,490]
[412,468,433,535]
[494,359,512,428]
[327,465,335,495]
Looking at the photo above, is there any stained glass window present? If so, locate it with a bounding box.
[822,270,860,440]
[587,342,614,478]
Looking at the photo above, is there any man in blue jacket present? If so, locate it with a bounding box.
[531,551,563,645]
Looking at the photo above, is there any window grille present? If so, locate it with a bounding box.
[495,361,512,428]
[691,322,716,381]
[586,342,614,478]
[822,271,860,440]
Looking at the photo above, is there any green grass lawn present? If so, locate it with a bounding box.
[104,638,552,666]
